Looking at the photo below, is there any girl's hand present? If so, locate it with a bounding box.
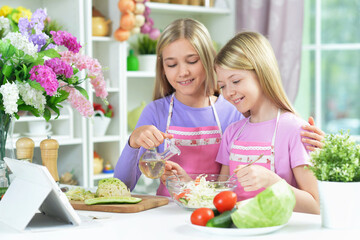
[301,117,325,151]
[235,165,281,191]
[160,161,190,185]
[129,125,173,149]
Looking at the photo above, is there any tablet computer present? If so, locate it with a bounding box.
[0,158,81,231]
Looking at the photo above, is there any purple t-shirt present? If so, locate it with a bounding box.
[216,112,310,188]
[114,94,243,190]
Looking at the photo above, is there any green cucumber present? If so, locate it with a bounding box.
[212,209,220,216]
[206,209,236,228]
[84,196,142,205]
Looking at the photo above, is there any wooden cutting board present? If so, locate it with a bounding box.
[70,195,169,213]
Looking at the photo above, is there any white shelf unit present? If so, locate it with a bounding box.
[84,0,127,187]
[3,0,235,188]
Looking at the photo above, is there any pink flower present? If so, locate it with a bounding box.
[50,30,82,53]
[60,51,108,99]
[44,58,73,78]
[29,65,58,96]
[59,81,94,117]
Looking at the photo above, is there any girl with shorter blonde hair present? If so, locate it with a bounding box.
[215,32,320,214]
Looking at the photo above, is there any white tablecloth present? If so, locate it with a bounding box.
[1,199,359,240]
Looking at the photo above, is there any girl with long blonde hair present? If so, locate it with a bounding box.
[215,32,320,214]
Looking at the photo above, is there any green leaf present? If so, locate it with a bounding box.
[74,86,89,100]
[43,108,51,121]
[17,105,40,117]
[29,59,45,69]
[49,90,69,105]
[47,103,60,119]
[2,64,13,78]
[38,48,61,59]
[27,79,44,91]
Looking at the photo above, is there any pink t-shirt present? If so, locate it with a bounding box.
[216,112,310,188]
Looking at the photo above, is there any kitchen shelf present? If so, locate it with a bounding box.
[127,71,156,78]
[14,115,70,122]
[92,135,120,143]
[7,137,83,148]
[92,36,113,42]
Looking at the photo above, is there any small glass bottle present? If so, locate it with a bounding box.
[138,141,181,179]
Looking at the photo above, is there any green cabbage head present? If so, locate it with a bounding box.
[95,177,131,198]
[231,179,295,228]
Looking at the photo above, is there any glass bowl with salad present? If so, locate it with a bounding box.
[166,174,237,210]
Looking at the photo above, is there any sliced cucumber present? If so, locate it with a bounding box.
[84,196,142,205]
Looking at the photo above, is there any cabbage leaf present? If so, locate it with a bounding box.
[231,179,295,228]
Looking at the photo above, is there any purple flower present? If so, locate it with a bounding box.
[44,58,73,78]
[18,18,32,38]
[50,30,81,53]
[31,9,47,34]
[29,33,49,52]
[29,65,59,96]
[18,8,48,51]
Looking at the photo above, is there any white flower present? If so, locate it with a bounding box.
[0,16,10,36]
[17,82,46,113]
[0,82,19,115]
[3,32,38,57]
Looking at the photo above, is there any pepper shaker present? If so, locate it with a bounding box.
[40,137,59,182]
[16,137,35,162]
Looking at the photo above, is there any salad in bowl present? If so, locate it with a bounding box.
[166,174,237,210]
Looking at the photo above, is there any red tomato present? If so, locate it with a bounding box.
[190,208,214,226]
[213,191,237,213]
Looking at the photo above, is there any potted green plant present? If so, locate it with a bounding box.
[309,130,360,229]
[132,34,158,72]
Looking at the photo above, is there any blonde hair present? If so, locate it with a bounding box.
[214,31,296,114]
[153,18,218,100]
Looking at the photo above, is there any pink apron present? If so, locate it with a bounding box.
[157,93,223,196]
[229,109,280,201]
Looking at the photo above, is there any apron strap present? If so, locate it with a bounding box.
[210,96,223,137]
[271,109,281,154]
[165,93,175,135]
[231,117,250,149]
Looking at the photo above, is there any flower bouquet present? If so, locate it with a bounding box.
[0,7,108,187]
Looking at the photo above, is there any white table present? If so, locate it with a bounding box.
[1,199,359,240]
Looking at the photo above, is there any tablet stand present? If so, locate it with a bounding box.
[0,158,81,231]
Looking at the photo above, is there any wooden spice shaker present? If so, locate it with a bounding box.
[40,137,59,182]
[16,137,35,162]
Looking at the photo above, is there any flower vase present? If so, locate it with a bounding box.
[0,110,15,194]
[93,110,111,137]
